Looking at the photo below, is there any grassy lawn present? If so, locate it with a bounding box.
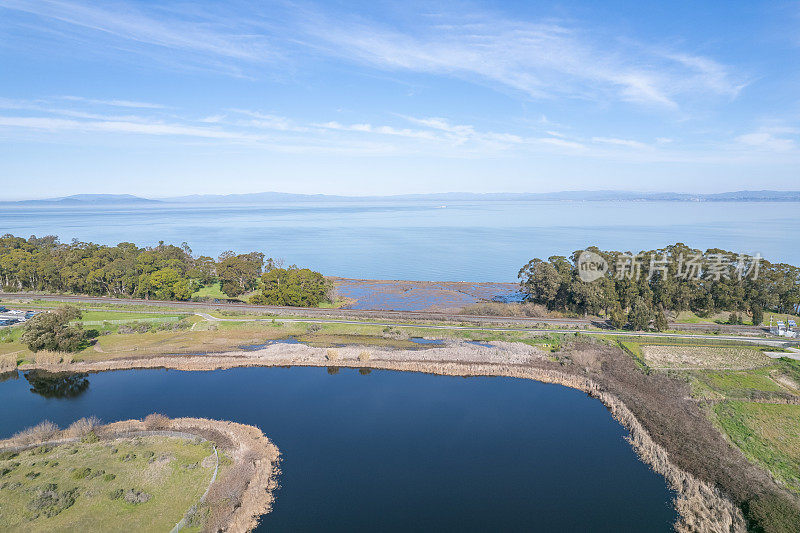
[0,436,217,532]
[191,283,228,300]
[0,327,26,361]
[714,401,800,493]
[78,311,185,323]
[698,368,785,394]
[674,310,760,326]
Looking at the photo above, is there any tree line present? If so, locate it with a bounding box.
[0,234,330,306]
[519,243,800,329]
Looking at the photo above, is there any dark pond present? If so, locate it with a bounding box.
[0,367,676,531]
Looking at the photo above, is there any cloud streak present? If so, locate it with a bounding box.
[1,1,746,109]
[2,97,797,166]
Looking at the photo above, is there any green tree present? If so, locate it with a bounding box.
[252,267,330,307]
[654,308,668,331]
[518,259,561,305]
[21,305,86,353]
[143,268,193,300]
[217,251,264,297]
[628,297,654,331]
[608,303,627,329]
[751,305,764,326]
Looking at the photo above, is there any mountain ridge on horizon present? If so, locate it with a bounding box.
[4,190,800,204]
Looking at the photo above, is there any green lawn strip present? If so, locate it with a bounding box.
[0,436,217,532]
[78,311,186,323]
[190,283,228,300]
[691,367,786,398]
[607,335,774,350]
[714,401,800,493]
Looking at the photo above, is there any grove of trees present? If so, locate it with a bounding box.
[519,243,800,329]
[0,234,330,307]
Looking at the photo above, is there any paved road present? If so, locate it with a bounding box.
[2,293,796,347]
[0,292,769,335]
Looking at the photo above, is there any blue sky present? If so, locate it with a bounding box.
[1,0,799,199]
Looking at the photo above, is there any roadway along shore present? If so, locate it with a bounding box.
[0,292,772,336]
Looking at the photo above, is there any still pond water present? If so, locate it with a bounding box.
[0,367,676,531]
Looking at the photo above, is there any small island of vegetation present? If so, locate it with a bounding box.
[0,415,280,532]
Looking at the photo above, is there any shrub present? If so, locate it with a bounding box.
[142,413,170,430]
[123,488,151,504]
[66,416,101,438]
[102,473,116,482]
[325,349,339,361]
[358,350,371,362]
[21,306,86,353]
[205,462,254,531]
[33,351,73,366]
[27,484,78,518]
[81,432,99,444]
[12,421,59,446]
[71,467,91,479]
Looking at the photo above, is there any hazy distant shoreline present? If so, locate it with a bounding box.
[3,189,800,205]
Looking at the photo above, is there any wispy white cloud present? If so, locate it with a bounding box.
[0,115,256,140]
[294,9,744,109]
[2,0,275,60]
[1,96,798,164]
[1,1,745,109]
[735,128,798,152]
[591,136,652,150]
[58,96,168,109]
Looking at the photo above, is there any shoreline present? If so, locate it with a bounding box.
[18,341,750,532]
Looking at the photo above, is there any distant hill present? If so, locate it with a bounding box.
[3,194,160,205]
[5,190,800,204]
[163,190,800,203]
[164,192,340,203]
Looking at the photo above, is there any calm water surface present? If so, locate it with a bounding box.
[0,367,676,531]
[2,200,796,281]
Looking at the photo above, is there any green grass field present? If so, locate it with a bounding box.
[191,283,228,300]
[0,436,217,532]
[714,401,800,493]
[77,311,186,324]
